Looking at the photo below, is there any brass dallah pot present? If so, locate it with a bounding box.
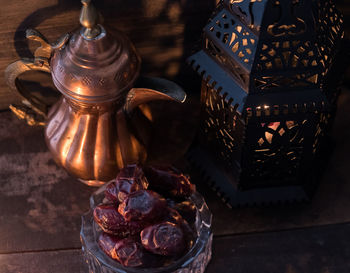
[5,0,186,186]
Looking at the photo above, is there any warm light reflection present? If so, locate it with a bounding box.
[75,86,83,95]
[265,131,273,144]
[79,179,105,187]
[139,104,153,122]
[286,120,295,129]
[74,115,90,168]
[268,122,280,131]
[61,113,81,165]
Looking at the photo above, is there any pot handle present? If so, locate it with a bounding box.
[4,29,69,126]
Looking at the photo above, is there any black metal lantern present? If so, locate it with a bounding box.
[188,0,344,206]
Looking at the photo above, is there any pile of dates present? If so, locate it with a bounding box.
[93,165,197,268]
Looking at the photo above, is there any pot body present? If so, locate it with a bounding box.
[45,96,147,186]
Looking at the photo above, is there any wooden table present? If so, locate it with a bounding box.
[2,89,350,273]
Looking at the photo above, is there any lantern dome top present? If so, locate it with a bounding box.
[188,0,344,113]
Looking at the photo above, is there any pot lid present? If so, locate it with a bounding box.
[50,0,141,103]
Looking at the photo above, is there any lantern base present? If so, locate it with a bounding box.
[187,146,313,208]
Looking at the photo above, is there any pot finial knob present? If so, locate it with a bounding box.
[80,0,101,39]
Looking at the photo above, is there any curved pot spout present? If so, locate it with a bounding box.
[124,77,186,114]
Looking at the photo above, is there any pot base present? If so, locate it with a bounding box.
[78,179,106,187]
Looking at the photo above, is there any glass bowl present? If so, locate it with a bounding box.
[80,182,213,273]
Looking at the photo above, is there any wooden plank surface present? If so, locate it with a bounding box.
[0,249,87,273]
[2,222,350,273]
[207,223,350,273]
[0,111,94,253]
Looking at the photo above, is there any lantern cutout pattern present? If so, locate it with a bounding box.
[188,0,344,206]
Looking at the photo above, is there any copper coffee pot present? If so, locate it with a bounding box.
[5,0,186,186]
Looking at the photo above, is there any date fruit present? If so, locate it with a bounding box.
[98,232,121,259]
[118,190,167,222]
[165,208,195,250]
[174,200,197,226]
[164,207,183,224]
[141,222,186,257]
[105,182,120,203]
[144,166,195,198]
[99,234,150,267]
[96,165,199,268]
[114,238,148,267]
[94,204,144,236]
[105,165,149,203]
